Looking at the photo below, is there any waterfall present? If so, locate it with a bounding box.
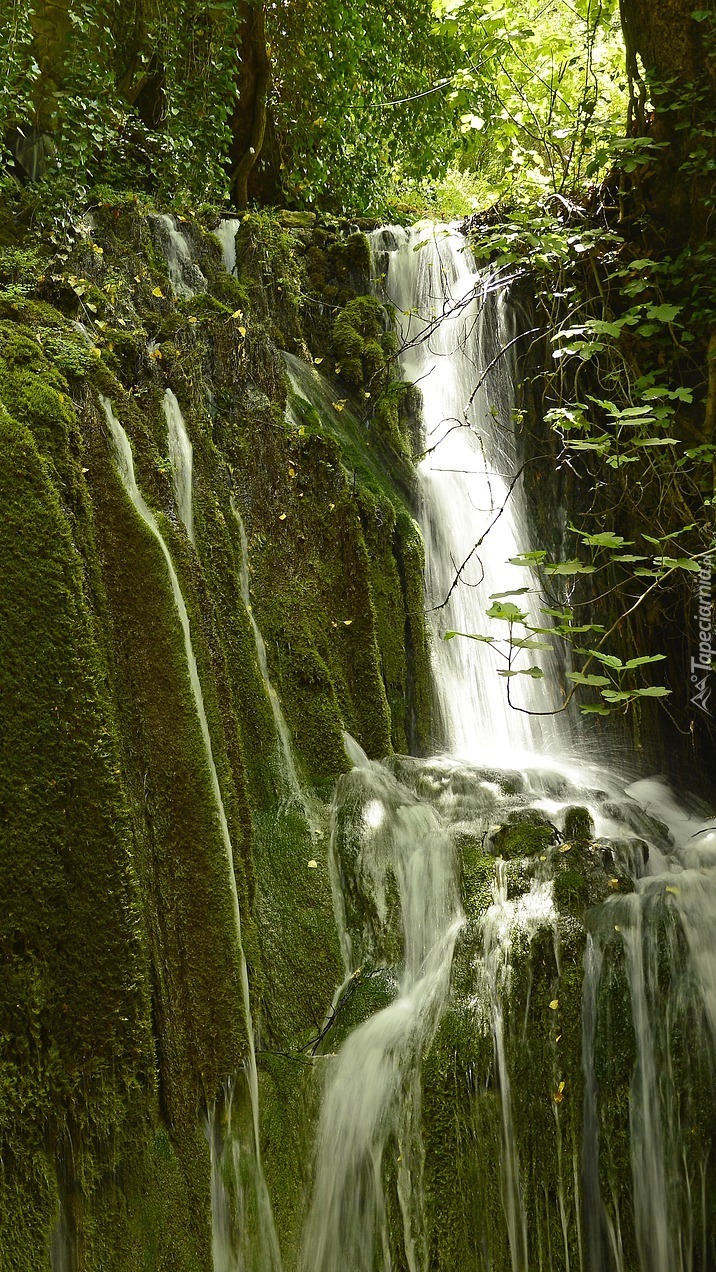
[150,212,207,298]
[301,760,463,1272]
[164,388,195,544]
[373,223,565,767]
[216,218,242,276]
[101,396,282,1272]
[300,224,716,1271]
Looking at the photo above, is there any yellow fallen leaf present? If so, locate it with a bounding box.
[278,512,287,521]
[665,885,681,895]
[559,843,573,852]
[332,401,346,412]
[549,999,559,1011]
[329,502,335,510]
[343,619,352,626]
[238,326,247,337]
[188,315,198,324]
[307,860,318,869]
[314,357,323,365]
[152,286,164,297]
[92,243,104,254]
[288,467,296,478]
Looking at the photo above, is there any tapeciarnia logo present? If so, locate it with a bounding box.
[691,557,713,716]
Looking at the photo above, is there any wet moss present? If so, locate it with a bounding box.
[487,808,560,859]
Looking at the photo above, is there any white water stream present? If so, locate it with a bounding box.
[164,388,195,544]
[151,212,207,298]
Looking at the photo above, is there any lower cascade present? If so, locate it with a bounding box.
[293,227,716,1271]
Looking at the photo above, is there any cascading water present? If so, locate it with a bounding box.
[300,225,716,1271]
[101,395,282,1272]
[150,212,207,297]
[230,500,316,824]
[216,218,242,276]
[373,224,565,767]
[164,388,195,545]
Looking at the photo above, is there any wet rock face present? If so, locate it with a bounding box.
[322,750,716,1272]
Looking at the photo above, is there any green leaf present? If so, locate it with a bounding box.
[645,303,682,322]
[623,654,667,669]
[588,651,624,669]
[497,666,545,678]
[509,551,547,566]
[580,531,633,548]
[634,685,672,697]
[486,600,527,622]
[545,559,597,575]
[653,556,701,572]
[580,703,612,715]
[444,630,495,643]
[489,587,532,599]
[566,671,612,686]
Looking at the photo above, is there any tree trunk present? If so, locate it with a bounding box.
[619,0,716,244]
[29,0,73,132]
[228,1,271,209]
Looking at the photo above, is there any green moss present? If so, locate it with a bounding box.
[487,808,560,859]
[0,407,153,1267]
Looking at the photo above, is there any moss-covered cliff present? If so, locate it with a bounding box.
[0,200,433,1269]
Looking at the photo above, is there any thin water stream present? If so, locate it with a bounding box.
[101,395,282,1272]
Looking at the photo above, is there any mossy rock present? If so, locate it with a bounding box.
[321,967,399,1053]
[455,832,496,920]
[563,805,595,841]
[486,808,560,859]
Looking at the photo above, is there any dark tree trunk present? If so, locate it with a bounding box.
[619,0,716,244]
[228,1,271,209]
